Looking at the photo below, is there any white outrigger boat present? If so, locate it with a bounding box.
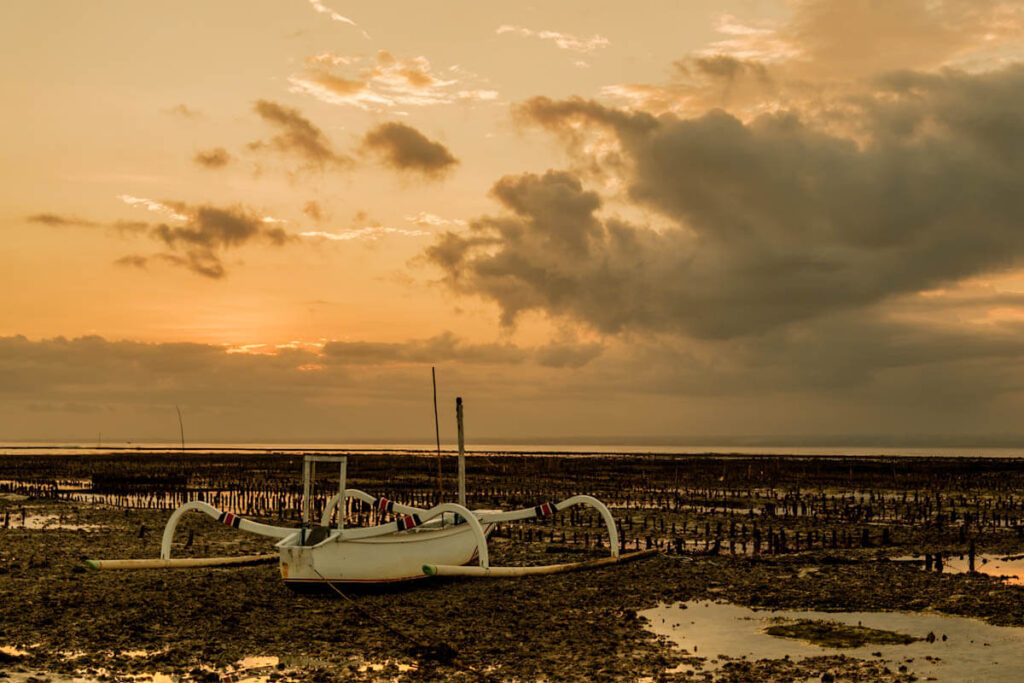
[88,398,653,583]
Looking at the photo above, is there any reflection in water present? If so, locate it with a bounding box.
[642,601,1024,682]
[896,554,1024,585]
[0,648,417,683]
[16,514,106,531]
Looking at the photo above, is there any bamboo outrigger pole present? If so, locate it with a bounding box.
[424,549,657,578]
[86,553,276,570]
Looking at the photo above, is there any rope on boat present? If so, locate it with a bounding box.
[309,567,496,683]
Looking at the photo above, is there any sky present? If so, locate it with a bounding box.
[3,0,1024,444]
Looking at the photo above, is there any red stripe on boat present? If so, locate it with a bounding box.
[534,502,556,517]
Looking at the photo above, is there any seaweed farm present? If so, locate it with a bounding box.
[5,449,1024,681]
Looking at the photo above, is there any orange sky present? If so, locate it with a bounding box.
[3,0,1024,443]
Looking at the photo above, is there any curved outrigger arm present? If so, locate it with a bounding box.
[319,488,430,527]
[476,495,620,558]
[160,500,294,560]
[317,491,619,560]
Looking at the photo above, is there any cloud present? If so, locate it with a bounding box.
[431,64,1024,340]
[193,147,232,169]
[302,200,325,222]
[405,212,466,227]
[300,226,430,241]
[600,1,1024,119]
[322,332,526,365]
[306,0,370,38]
[362,122,458,177]
[698,13,801,64]
[289,50,496,110]
[39,199,295,279]
[113,254,148,269]
[456,90,499,101]
[496,25,610,54]
[249,99,349,169]
[0,334,612,441]
[6,328,1024,441]
[165,104,201,118]
[26,213,99,227]
[321,331,602,368]
[782,0,1023,77]
[118,195,190,221]
[151,204,289,250]
[535,341,604,369]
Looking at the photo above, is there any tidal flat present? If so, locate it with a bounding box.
[4,451,1024,681]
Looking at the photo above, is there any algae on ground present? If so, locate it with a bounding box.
[764,619,919,648]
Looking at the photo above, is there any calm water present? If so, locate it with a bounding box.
[3,441,1024,458]
[644,600,1024,682]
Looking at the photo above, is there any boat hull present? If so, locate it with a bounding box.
[279,522,494,585]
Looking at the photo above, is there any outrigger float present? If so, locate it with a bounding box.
[87,398,654,583]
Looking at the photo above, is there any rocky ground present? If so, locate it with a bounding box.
[3,453,1024,681]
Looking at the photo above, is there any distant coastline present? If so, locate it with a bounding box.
[3,441,1024,459]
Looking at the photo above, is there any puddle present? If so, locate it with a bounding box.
[0,650,415,683]
[642,601,1024,681]
[10,514,107,531]
[896,554,1024,585]
[0,645,31,658]
[0,493,29,502]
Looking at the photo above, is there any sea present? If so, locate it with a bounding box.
[3,442,1024,458]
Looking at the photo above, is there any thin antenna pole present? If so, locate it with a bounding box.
[175,406,185,450]
[432,367,443,502]
[456,397,466,507]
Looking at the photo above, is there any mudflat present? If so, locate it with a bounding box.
[3,451,1024,681]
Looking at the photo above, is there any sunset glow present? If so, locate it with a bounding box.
[3,0,1024,443]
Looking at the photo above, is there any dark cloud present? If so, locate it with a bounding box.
[165,104,201,118]
[431,65,1024,339]
[31,202,291,279]
[0,335,605,441]
[152,251,225,279]
[30,214,149,236]
[322,331,603,368]
[2,326,1023,441]
[152,205,286,250]
[111,220,150,235]
[250,99,349,168]
[300,70,368,97]
[113,255,148,269]
[362,122,458,177]
[535,341,604,369]
[26,213,99,227]
[146,203,290,278]
[303,201,325,222]
[193,147,232,169]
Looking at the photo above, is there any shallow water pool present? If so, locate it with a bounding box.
[642,600,1024,682]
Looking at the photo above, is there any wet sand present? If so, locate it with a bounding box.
[4,451,1024,681]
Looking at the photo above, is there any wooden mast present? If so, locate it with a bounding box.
[431,366,443,502]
